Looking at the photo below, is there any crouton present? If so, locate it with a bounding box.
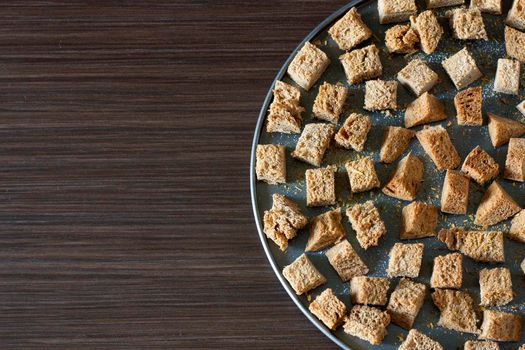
[387,278,426,329]
[292,123,335,166]
[283,254,326,295]
[343,305,390,345]
[505,26,525,62]
[474,181,521,226]
[326,240,369,281]
[350,276,390,306]
[385,24,419,54]
[479,310,522,342]
[426,0,464,8]
[410,10,443,54]
[399,329,444,350]
[432,289,479,334]
[506,0,525,31]
[522,258,525,274]
[266,81,304,134]
[401,201,438,239]
[505,138,525,181]
[397,59,439,96]
[335,113,371,151]
[346,201,387,250]
[447,8,488,40]
[464,341,500,350]
[306,208,345,251]
[454,86,483,126]
[405,92,447,128]
[345,157,380,193]
[263,194,308,251]
[340,45,382,84]
[479,267,513,306]
[328,7,372,50]
[305,166,336,207]
[441,170,469,214]
[431,253,463,289]
[416,125,461,171]
[442,48,482,89]
[364,80,398,111]
[519,100,525,115]
[461,146,499,185]
[438,228,505,263]
[312,82,348,124]
[387,243,424,278]
[256,144,286,184]
[494,58,520,95]
[510,209,525,243]
[380,126,415,164]
[382,152,424,201]
[487,112,525,147]
[378,0,418,24]
[308,288,347,330]
[471,0,502,14]
[287,42,330,90]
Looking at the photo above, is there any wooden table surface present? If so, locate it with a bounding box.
[0,1,352,348]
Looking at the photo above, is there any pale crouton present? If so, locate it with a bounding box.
[431,253,463,289]
[266,81,304,134]
[263,194,308,251]
[387,243,424,278]
[256,144,286,184]
[432,289,479,334]
[479,310,522,342]
[292,123,335,166]
[464,341,500,350]
[510,209,525,243]
[401,201,438,239]
[487,112,525,147]
[364,80,397,111]
[519,100,525,115]
[335,113,371,151]
[494,59,520,95]
[306,208,345,251]
[308,288,347,330]
[505,138,525,182]
[378,0,417,24]
[345,157,380,193]
[380,126,415,164]
[282,254,326,295]
[305,166,336,207]
[387,278,426,329]
[471,0,502,14]
[454,86,483,126]
[479,267,513,306]
[506,0,525,31]
[474,181,521,226]
[461,146,499,185]
[340,44,382,84]
[438,228,505,263]
[328,7,372,50]
[312,82,348,124]
[405,92,447,128]
[441,170,469,215]
[522,258,525,274]
[397,59,439,96]
[442,47,482,90]
[287,42,330,91]
[385,24,419,54]
[343,305,390,345]
[410,10,443,54]
[350,276,390,306]
[383,152,424,201]
[417,125,461,171]
[505,26,525,62]
[399,329,444,350]
[447,8,488,40]
[347,201,387,250]
[426,0,464,8]
[325,240,369,282]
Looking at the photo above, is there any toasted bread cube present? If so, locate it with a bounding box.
[387,243,424,278]
[479,267,513,306]
[454,86,483,126]
[328,7,372,50]
[380,126,415,164]
[426,0,464,8]
[475,181,521,226]
[313,82,348,124]
[387,278,426,329]
[432,289,479,334]
[255,144,286,184]
[399,329,444,350]
[510,209,525,243]
[505,138,525,181]
[494,59,520,95]
[464,341,500,350]
[340,45,382,85]
[347,201,387,250]
[405,92,447,128]
[287,42,330,91]
[283,254,326,295]
[471,0,502,14]
[383,152,424,201]
[480,310,523,342]
[292,123,335,166]
[378,0,417,24]
[305,166,336,207]
[266,81,304,134]
[519,100,525,115]
[263,194,308,251]
[306,208,345,251]
[506,0,525,31]
[334,113,371,151]
[505,26,525,62]
[522,258,525,274]
[385,24,419,54]
[364,80,397,111]
[326,240,369,282]
[447,8,488,40]
[397,59,439,96]
[401,201,438,239]
[343,305,390,345]
[345,157,380,193]
[461,146,499,185]
[431,253,463,289]
[487,112,525,147]
[438,228,505,263]
[417,125,461,171]
[308,288,347,330]
[350,276,390,306]
[442,48,482,90]
[410,10,443,55]
[441,170,469,214]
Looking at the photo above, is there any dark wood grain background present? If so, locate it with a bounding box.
[0,1,354,349]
